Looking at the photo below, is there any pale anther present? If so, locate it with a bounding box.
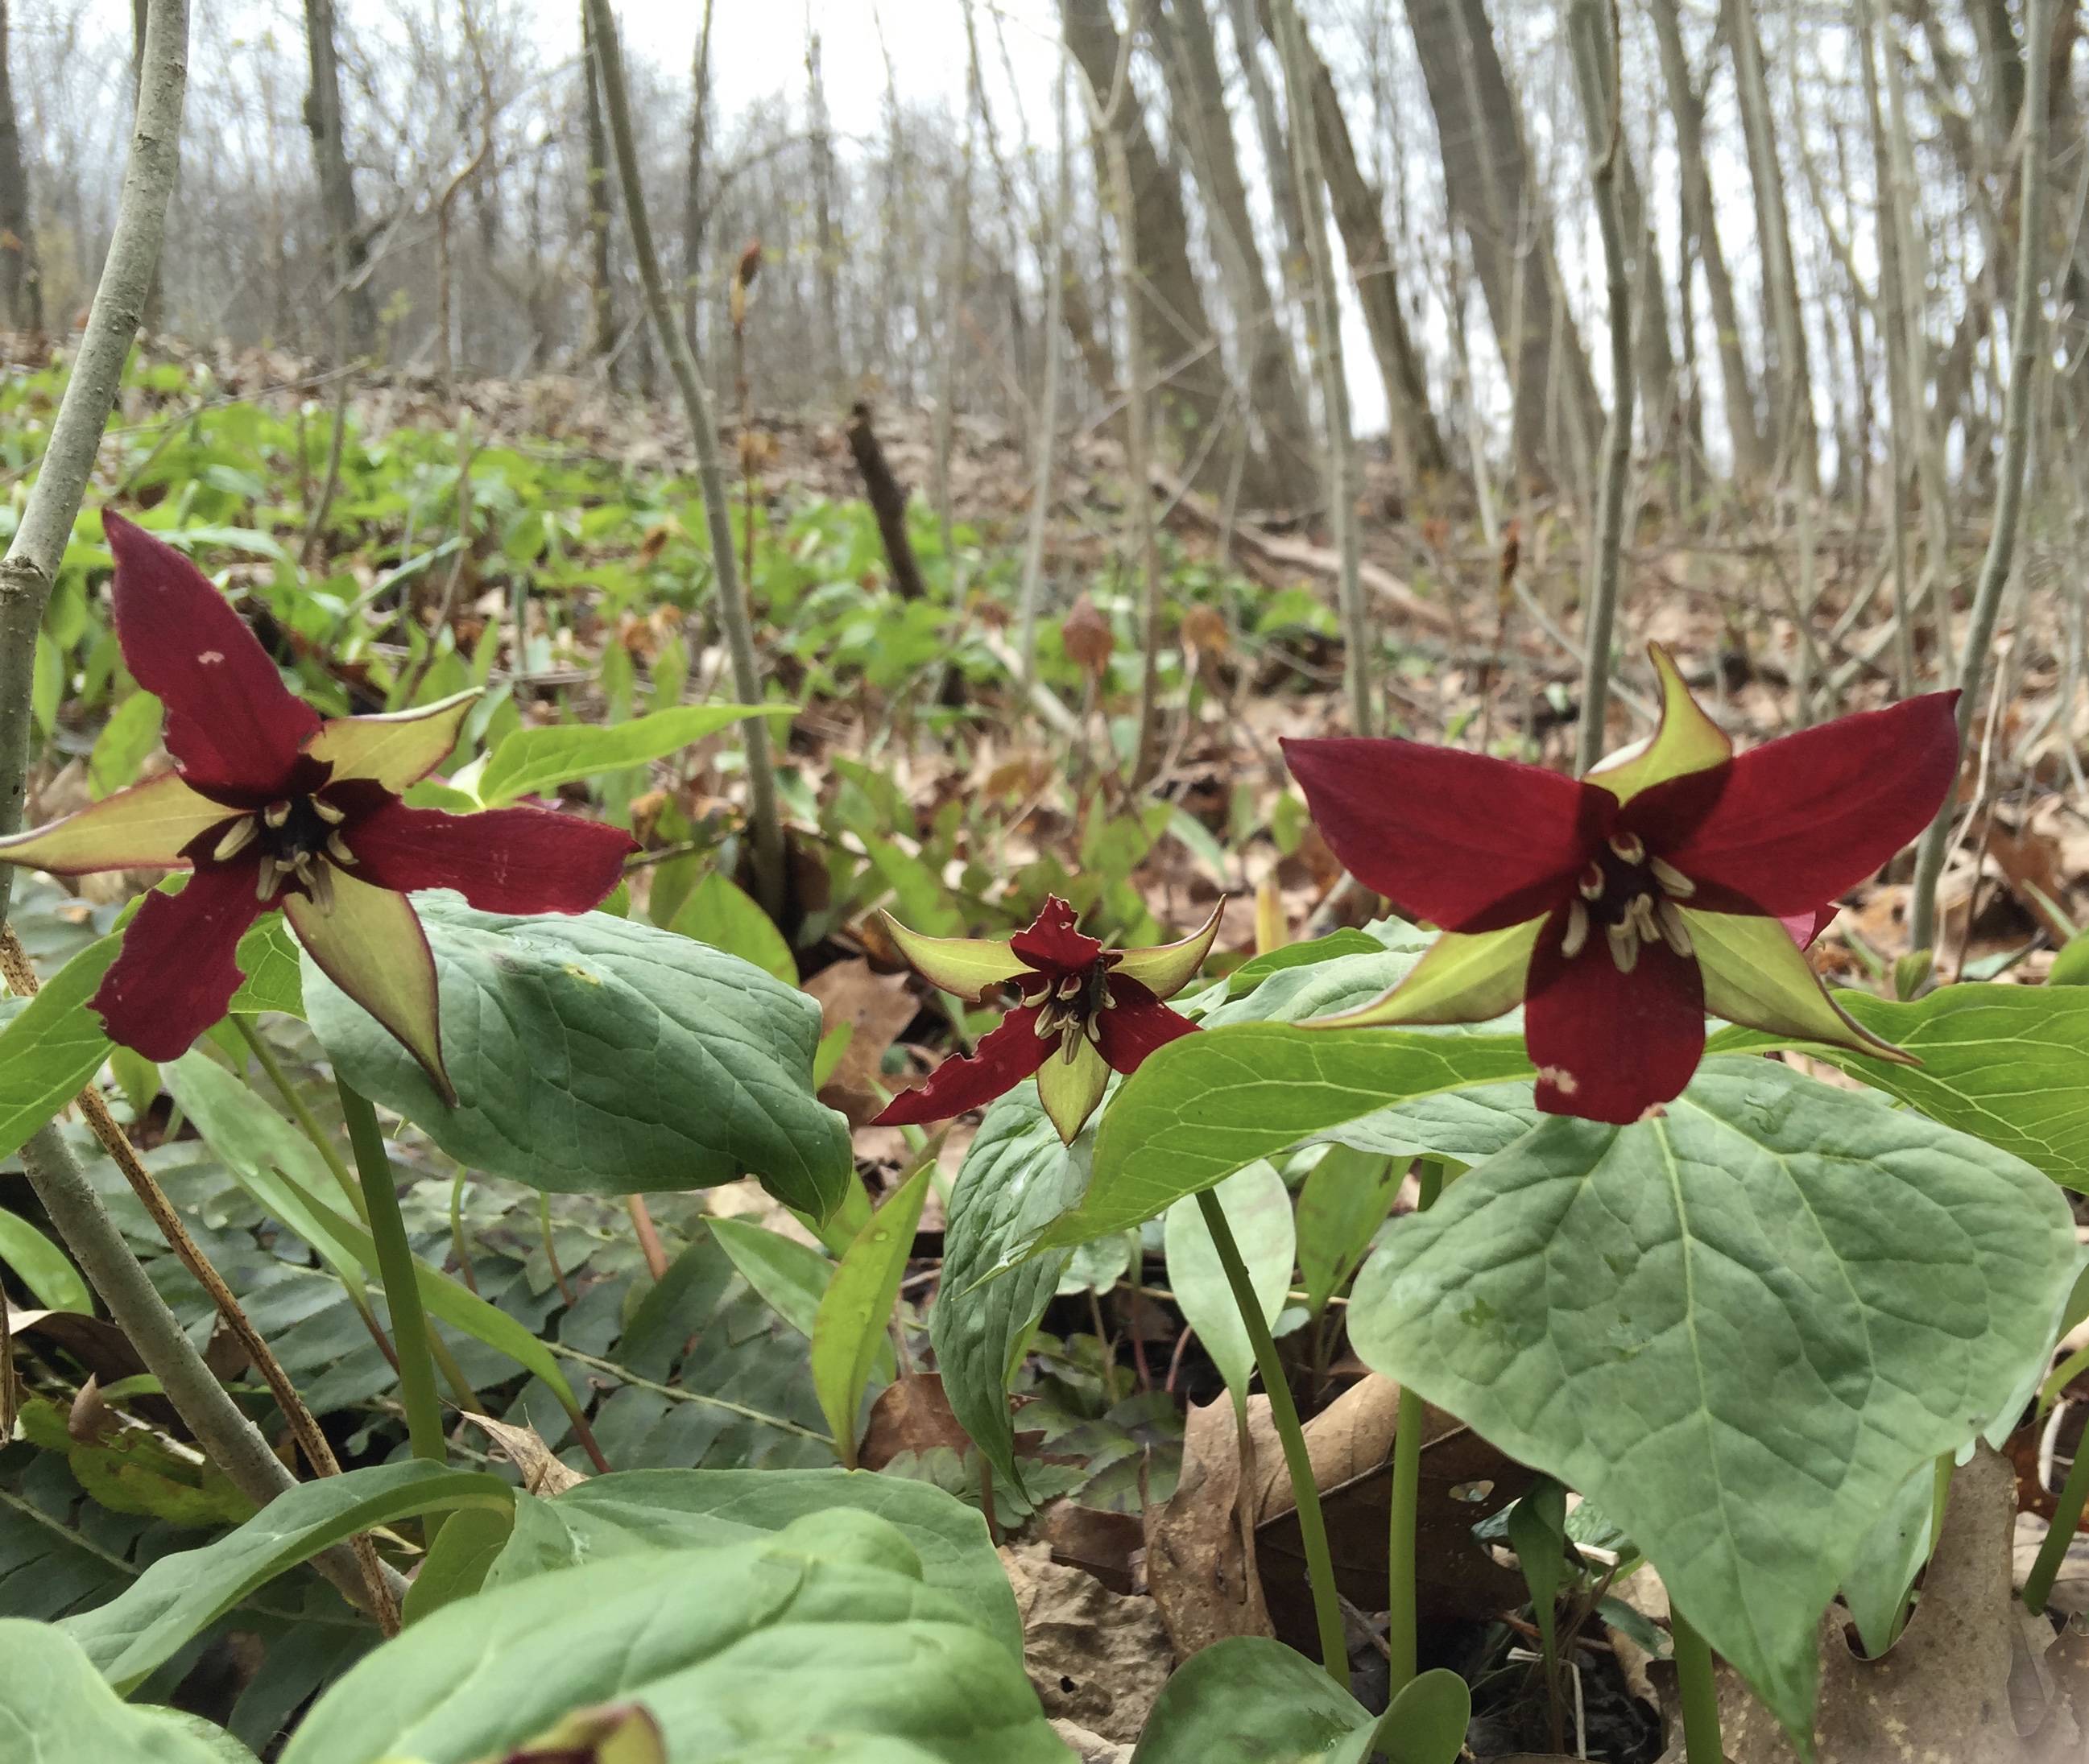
[1650,856,1696,898]
[1608,832,1646,865]
[1607,923,1640,974]
[1578,863,1605,901]
[213,817,258,862]
[1021,983,1050,1009]
[1034,1003,1064,1039]
[1084,1015,1103,1044]
[312,797,345,825]
[1626,895,1661,945]
[1061,1027,1083,1064]
[307,863,336,916]
[1561,899,1590,959]
[254,857,282,901]
[263,801,292,829]
[326,831,359,867]
[1657,899,1694,958]
[1057,973,1083,1000]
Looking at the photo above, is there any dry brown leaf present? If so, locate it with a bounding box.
[858,1372,973,1472]
[68,1374,118,1445]
[1252,1374,1534,1657]
[1677,1445,2079,1764]
[1063,594,1115,675]
[1143,1394,1277,1660]
[804,956,923,1126]
[1990,824,2074,940]
[1002,1540,1171,1744]
[1043,1500,1148,1597]
[467,1415,587,1496]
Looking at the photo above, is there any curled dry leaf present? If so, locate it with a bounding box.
[1143,1394,1277,1661]
[1062,594,1115,677]
[467,1415,588,1496]
[858,1371,974,1472]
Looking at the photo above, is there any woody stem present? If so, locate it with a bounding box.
[1193,1185,1350,1692]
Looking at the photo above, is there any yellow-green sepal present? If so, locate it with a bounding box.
[1313,918,1541,1030]
[1684,907,1915,1064]
[881,912,1031,1002]
[1583,643,1731,804]
[1109,903,1223,1000]
[0,771,230,874]
[1036,1032,1111,1143]
[304,688,482,792]
[285,871,454,1103]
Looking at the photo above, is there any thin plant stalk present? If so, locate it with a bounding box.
[1669,1607,1726,1764]
[1569,0,1634,776]
[1270,0,1367,736]
[1910,0,2052,952]
[584,0,786,920]
[234,1013,368,1223]
[2024,1440,2089,1613]
[338,1080,447,1466]
[1193,1185,1349,1691]
[1385,1158,1444,1693]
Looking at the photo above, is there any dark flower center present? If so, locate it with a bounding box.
[209,790,359,912]
[1021,960,1116,1061]
[1564,832,1696,974]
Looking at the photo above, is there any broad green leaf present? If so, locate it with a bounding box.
[1296,1145,1400,1316]
[928,1089,1079,1492]
[61,1461,513,1694]
[31,630,60,738]
[1839,1457,1935,1658]
[87,689,164,799]
[1504,1477,1570,1663]
[668,869,796,984]
[478,703,780,806]
[281,1514,1063,1764]
[401,1504,515,1626]
[2052,935,2089,985]
[1213,928,1386,1005]
[227,915,305,1017]
[815,1155,936,1466]
[0,934,118,1159]
[0,1620,240,1763]
[0,1208,92,1312]
[1346,1058,2077,1742]
[1162,1162,1293,1406]
[1052,1025,1534,1248]
[165,1051,587,1418]
[1705,981,2089,1188]
[482,1467,1021,1660]
[305,896,852,1216]
[709,1214,833,1337]
[1130,1637,1467,1764]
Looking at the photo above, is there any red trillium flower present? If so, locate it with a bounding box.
[1282,646,1961,1125]
[0,515,635,1099]
[874,896,1221,1143]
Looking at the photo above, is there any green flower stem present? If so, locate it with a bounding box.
[337,1080,447,1468]
[1193,1185,1350,1691]
[1387,1158,1445,1694]
[1670,1606,1726,1764]
[2023,1439,2089,1614]
[233,1014,370,1224]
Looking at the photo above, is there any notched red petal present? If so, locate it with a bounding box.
[89,868,267,1060]
[1094,979,1196,1072]
[872,1010,1053,1126]
[346,802,635,913]
[1010,895,1104,975]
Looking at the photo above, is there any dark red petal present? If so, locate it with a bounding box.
[1010,895,1103,975]
[345,801,635,913]
[90,865,267,1060]
[1641,693,1962,917]
[1094,978,1197,1072]
[1282,737,1610,932]
[1524,905,1705,1125]
[873,1010,1053,1126]
[103,514,319,792]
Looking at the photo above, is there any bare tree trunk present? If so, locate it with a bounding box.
[0,0,40,333]
[1648,0,1764,485]
[1912,0,2054,950]
[931,101,975,569]
[1061,0,1250,498]
[1018,55,1073,683]
[1403,0,1601,489]
[581,0,617,374]
[806,27,844,399]
[301,0,369,356]
[1270,0,1368,735]
[1152,0,1316,506]
[1287,6,1450,485]
[1222,0,1307,283]
[1723,0,1816,490]
[1570,0,1634,771]
[681,0,714,354]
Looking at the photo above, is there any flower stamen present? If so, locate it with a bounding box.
[263,800,292,829]
[325,831,358,867]
[1578,862,1605,901]
[213,817,258,862]
[1608,832,1646,865]
[1650,856,1696,898]
[1607,922,1640,974]
[1657,898,1694,957]
[1561,899,1591,959]
[311,796,345,825]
